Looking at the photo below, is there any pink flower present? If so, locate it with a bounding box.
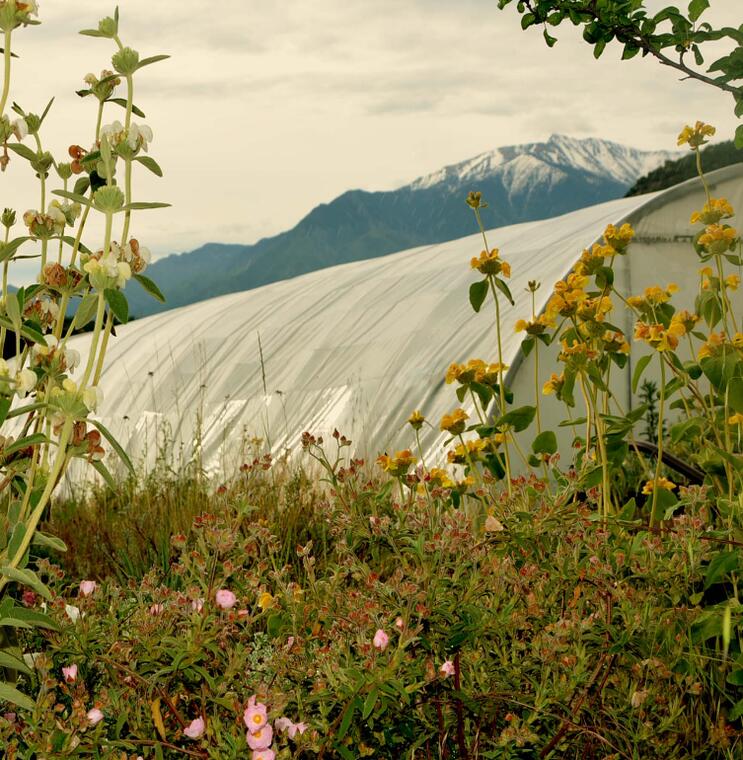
[440,660,455,677]
[275,716,308,739]
[395,617,405,630]
[62,664,77,683]
[251,750,275,760]
[184,716,205,739]
[87,708,104,726]
[288,721,308,739]
[247,722,273,749]
[79,580,97,596]
[149,603,163,615]
[191,598,204,612]
[373,628,389,651]
[243,695,268,731]
[215,589,237,609]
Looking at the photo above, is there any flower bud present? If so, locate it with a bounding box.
[1,208,16,229]
[56,163,73,181]
[98,16,118,38]
[112,47,140,76]
[93,186,125,213]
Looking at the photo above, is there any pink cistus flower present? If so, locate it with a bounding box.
[276,717,309,739]
[247,722,273,750]
[191,597,204,612]
[215,589,237,609]
[149,603,163,615]
[440,660,455,677]
[243,695,268,732]
[251,749,275,760]
[373,628,389,651]
[79,580,97,596]
[184,716,205,739]
[62,664,78,683]
[87,708,104,726]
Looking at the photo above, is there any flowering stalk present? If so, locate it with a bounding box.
[649,358,666,528]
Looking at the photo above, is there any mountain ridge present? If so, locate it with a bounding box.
[126,134,675,317]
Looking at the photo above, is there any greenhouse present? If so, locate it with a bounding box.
[69,164,743,478]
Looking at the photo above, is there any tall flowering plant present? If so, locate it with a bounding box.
[0,4,167,709]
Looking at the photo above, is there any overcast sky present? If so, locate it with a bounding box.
[3,0,741,283]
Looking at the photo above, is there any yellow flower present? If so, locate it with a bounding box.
[440,408,469,435]
[697,331,725,360]
[728,413,743,426]
[698,224,738,255]
[690,197,734,225]
[407,410,425,430]
[377,449,417,477]
[677,121,715,149]
[427,467,455,489]
[642,477,676,495]
[447,438,487,464]
[670,310,698,334]
[634,321,680,352]
[733,333,743,350]
[725,274,740,291]
[602,330,630,354]
[603,222,634,253]
[627,284,677,311]
[471,248,510,277]
[258,592,274,611]
[542,372,564,396]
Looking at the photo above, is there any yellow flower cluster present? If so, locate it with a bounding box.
[407,410,425,430]
[603,223,635,254]
[427,467,456,489]
[445,359,507,386]
[677,121,715,149]
[558,339,597,366]
[542,372,564,396]
[440,408,469,435]
[574,243,613,276]
[690,197,734,225]
[447,438,488,464]
[642,477,676,495]
[546,273,588,318]
[728,413,743,427]
[575,295,613,324]
[514,313,555,335]
[697,331,726,360]
[471,248,511,277]
[601,330,630,354]
[376,449,417,477]
[634,320,685,352]
[626,283,678,310]
[698,223,738,256]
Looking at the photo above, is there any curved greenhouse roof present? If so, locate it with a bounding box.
[69,164,743,477]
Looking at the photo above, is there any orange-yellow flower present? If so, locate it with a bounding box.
[697,331,726,360]
[440,408,469,435]
[407,410,425,430]
[642,477,676,495]
[447,438,487,464]
[698,224,738,255]
[603,222,634,253]
[677,121,715,149]
[728,413,743,427]
[690,197,734,225]
[471,248,510,277]
[377,449,417,477]
[542,372,564,396]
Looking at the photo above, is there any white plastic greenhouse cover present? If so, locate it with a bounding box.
[67,164,743,479]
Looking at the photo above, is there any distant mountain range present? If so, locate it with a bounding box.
[127,134,675,317]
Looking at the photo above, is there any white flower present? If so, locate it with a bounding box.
[82,385,103,412]
[65,604,81,622]
[116,261,132,288]
[0,358,9,377]
[65,348,81,371]
[12,118,27,141]
[138,246,151,265]
[100,120,124,141]
[15,368,37,395]
[129,122,153,152]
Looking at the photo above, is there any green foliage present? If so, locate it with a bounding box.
[627,140,742,196]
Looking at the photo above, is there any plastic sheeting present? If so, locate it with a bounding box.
[68,164,743,478]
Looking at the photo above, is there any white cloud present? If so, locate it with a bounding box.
[1,0,739,286]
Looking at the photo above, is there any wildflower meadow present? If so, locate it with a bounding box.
[1,2,743,759]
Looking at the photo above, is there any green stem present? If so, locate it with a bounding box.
[0,28,11,118]
[650,357,666,528]
[488,276,512,497]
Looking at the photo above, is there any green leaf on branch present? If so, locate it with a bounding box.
[0,566,52,600]
[0,682,36,711]
[469,280,488,313]
[32,532,68,553]
[532,430,557,455]
[73,294,99,330]
[136,54,171,70]
[91,459,118,491]
[0,650,31,676]
[107,97,146,118]
[52,189,92,208]
[704,549,740,589]
[134,156,163,177]
[121,201,171,211]
[90,419,135,475]
[104,288,129,324]
[494,276,515,305]
[736,124,743,150]
[688,0,709,22]
[494,405,536,433]
[6,143,38,163]
[632,355,653,394]
[134,273,165,303]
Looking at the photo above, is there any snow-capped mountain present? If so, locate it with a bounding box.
[126,135,675,317]
[410,133,674,195]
